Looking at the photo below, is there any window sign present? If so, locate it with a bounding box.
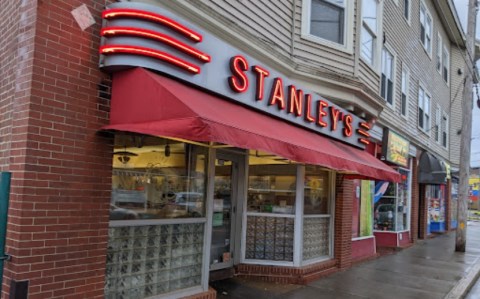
[382,129,409,167]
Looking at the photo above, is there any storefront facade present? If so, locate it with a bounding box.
[99,2,399,297]
[418,151,448,238]
[1,1,465,298]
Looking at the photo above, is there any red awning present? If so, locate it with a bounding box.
[104,68,400,182]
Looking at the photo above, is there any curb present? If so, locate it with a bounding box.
[444,257,480,299]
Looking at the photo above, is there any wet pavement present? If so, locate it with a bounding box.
[211,221,480,299]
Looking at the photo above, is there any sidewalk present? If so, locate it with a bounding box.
[211,221,480,299]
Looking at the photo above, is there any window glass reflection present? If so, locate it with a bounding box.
[111,135,208,220]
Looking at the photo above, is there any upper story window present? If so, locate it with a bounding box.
[418,86,431,132]
[420,2,433,55]
[381,47,395,105]
[442,112,449,148]
[436,33,442,73]
[443,46,450,83]
[434,104,441,143]
[401,65,409,117]
[361,0,379,66]
[404,0,410,21]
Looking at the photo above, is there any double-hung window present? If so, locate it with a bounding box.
[404,0,410,21]
[401,65,409,117]
[381,47,394,105]
[442,113,449,148]
[420,2,432,54]
[434,105,441,143]
[443,46,450,83]
[418,87,431,132]
[436,34,442,73]
[305,0,346,45]
[361,0,379,66]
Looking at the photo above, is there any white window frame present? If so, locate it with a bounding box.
[360,0,383,69]
[443,45,450,85]
[418,85,431,134]
[436,33,442,74]
[400,64,409,118]
[381,45,396,108]
[420,1,433,57]
[301,0,354,53]
[434,104,441,143]
[442,111,449,148]
[403,0,411,24]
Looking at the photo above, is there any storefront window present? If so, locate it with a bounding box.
[352,180,374,238]
[374,168,410,231]
[427,184,446,232]
[107,135,208,298]
[247,164,296,214]
[303,166,332,261]
[245,157,296,262]
[111,135,208,220]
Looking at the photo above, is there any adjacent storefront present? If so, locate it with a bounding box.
[418,151,448,236]
[99,2,400,298]
[372,129,413,247]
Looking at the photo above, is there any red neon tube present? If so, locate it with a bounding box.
[101,27,210,62]
[103,8,202,42]
[100,45,200,74]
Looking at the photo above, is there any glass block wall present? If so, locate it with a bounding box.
[245,215,294,261]
[105,223,204,299]
[303,217,330,260]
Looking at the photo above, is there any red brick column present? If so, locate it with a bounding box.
[410,157,419,243]
[1,1,113,298]
[334,174,353,270]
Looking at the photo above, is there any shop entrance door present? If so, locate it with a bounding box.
[210,152,243,271]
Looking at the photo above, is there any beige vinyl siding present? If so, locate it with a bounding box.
[185,0,294,58]
[358,60,380,92]
[377,0,454,163]
[292,0,356,76]
[448,46,466,167]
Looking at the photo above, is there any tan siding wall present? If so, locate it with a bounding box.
[379,0,456,163]
[292,0,355,76]
[449,46,466,167]
[184,0,294,58]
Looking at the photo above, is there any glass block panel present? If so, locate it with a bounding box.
[303,217,330,260]
[105,223,204,298]
[245,215,294,262]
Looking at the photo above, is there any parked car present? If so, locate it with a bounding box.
[109,204,138,220]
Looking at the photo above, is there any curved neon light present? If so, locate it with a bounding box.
[357,129,370,138]
[102,8,202,42]
[359,122,371,130]
[359,138,370,145]
[100,45,200,74]
[101,27,210,62]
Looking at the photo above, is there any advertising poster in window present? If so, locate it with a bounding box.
[360,180,373,237]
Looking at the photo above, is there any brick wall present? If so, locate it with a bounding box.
[334,174,353,269]
[1,1,113,298]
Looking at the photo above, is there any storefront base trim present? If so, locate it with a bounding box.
[180,287,217,299]
[351,236,376,263]
[374,231,411,248]
[235,259,338,284]
[430,222,446,233]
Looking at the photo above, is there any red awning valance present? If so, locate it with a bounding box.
[104,68,400,182]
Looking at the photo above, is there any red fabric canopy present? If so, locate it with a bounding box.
[104,68,400,182]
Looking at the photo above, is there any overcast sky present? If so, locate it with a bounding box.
[452,0,480,167]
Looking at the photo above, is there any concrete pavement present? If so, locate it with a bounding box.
[211,221,480,299]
